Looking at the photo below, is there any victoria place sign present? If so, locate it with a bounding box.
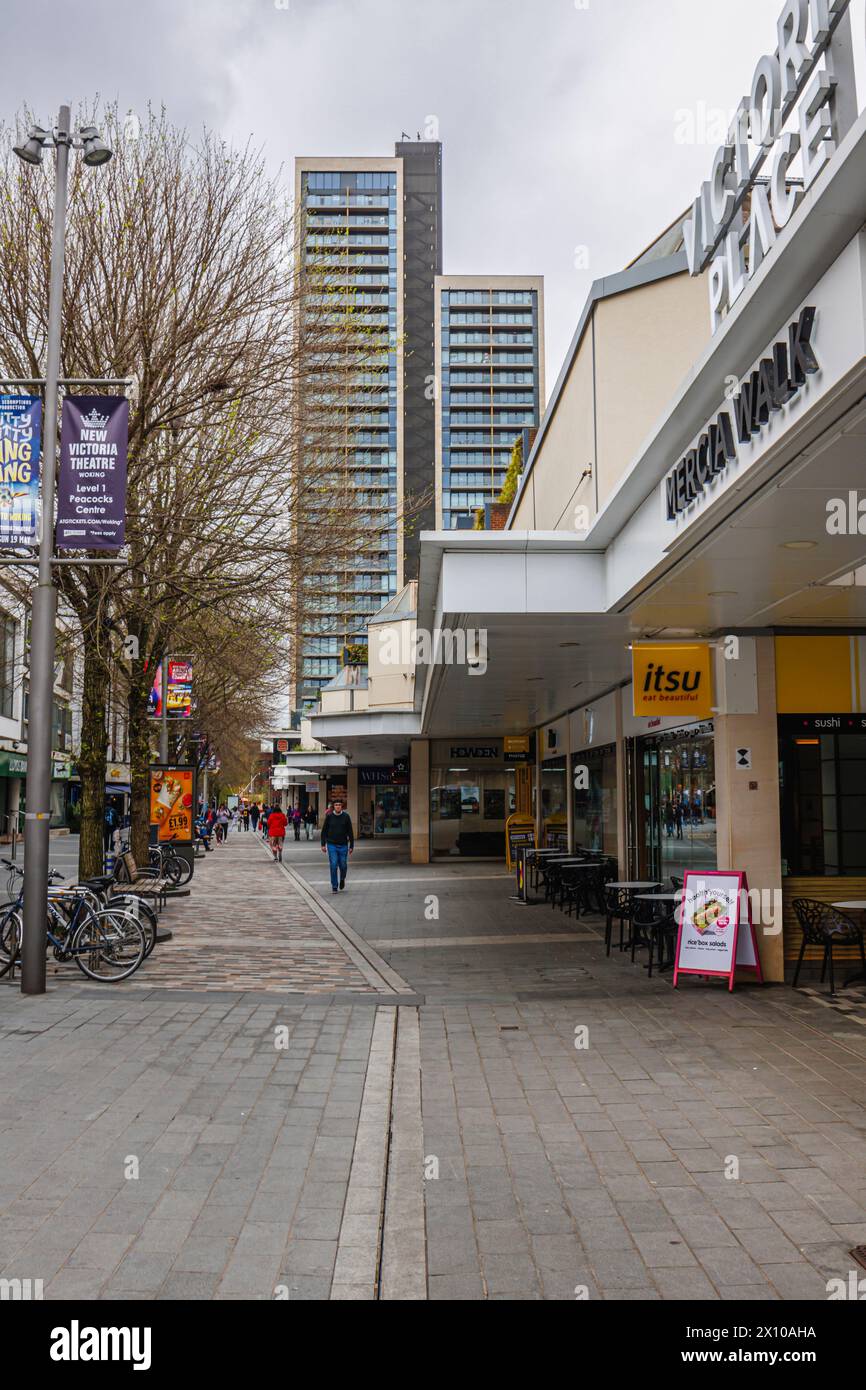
[684,0,857,332]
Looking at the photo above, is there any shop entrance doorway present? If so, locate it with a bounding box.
[630,722,717,880]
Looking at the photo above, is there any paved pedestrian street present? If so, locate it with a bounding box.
[1,832,865,1301]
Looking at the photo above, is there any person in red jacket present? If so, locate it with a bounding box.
[266,805,288,862]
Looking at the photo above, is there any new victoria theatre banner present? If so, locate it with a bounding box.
[56,396,129,549]
[0,395,42,546]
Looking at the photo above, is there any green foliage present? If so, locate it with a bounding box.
[497,434,524,506]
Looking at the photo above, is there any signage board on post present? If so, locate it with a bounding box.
[505,812,536,871]
[166,660,192,718]
[56,395,128,550]
[673,869,763,991]
[149,765,195,844]
[632,643,714,719]
[148,659,193,720]
[504,734,535,764]
[0,394,41,547]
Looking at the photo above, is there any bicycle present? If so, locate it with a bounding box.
[147,841,193,888]
[0,863,146,983]
[0,857,158,960]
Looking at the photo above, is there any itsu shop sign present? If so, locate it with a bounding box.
[56,396,128,549]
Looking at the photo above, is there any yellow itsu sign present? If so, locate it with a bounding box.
[632,643,714,719]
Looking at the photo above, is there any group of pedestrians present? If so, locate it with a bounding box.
[193,795,355,891]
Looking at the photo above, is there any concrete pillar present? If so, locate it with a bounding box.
[565,715,574,853]
[318,776,328,817]
[410,739,429,864]
[714,636,784,984]
[347,766,359,830]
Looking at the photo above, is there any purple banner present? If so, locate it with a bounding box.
[56,395,128,550]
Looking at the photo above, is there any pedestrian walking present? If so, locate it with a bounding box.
[216,805,230,843]
[320,796,354,894]
[303,804,317,841]
[242,805,250,832]
[266,805,287,862]
[260,805,271,839]
[292,805,302,842]
[249,803,259,833]
[103,800,120,853]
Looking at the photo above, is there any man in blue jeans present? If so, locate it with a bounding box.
[321,798,354,893]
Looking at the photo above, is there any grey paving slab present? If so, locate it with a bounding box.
[3,837,865,1301]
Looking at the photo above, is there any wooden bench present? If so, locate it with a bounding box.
[115,851,170,911]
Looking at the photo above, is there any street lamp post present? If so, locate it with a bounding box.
[17,106,112,995]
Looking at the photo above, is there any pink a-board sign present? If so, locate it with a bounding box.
[672,870,763,992]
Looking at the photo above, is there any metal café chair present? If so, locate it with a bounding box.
[791,899,866,994]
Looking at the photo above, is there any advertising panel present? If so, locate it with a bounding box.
[673,870,763,991]
[148,659,193,719]
[149,765,195,843]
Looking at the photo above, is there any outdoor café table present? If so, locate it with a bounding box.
[830,901,866,986]
[558,861,601,915]
[542,858,589,903]
[634,892,683,972]
[605,881,664,953]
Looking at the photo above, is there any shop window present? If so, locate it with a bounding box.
[572,744,618,857]
[541,757,567,843]
[0,613,15,719]
[780,733,866,875]
[431,760,516,857]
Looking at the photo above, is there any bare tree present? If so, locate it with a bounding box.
[0,104,393,872]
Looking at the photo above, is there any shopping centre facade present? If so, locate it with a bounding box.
[277,0,866,987]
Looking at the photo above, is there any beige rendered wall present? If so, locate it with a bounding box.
[511,329,595,531]
[594,271,708,508]
[367,615,417,710]
[713,636,784,985]
[512,268,709,533]
[410,740,430,864]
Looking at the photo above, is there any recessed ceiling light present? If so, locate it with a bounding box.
[527,677,543,682]
[780,540,817,550]
[708,590,738,597]
[559,641,581,648]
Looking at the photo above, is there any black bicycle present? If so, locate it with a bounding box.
[0,863,146,982]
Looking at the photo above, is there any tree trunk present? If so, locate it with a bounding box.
[78,636,110,879]
[128,659,154,865]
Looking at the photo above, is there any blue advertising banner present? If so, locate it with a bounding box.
[0,394,42,547]
[56,395,128,549]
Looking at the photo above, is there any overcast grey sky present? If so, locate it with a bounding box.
[4,0,791,387]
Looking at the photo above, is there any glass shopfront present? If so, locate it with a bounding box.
[633,721,716,879]
[430,740,516,857]
[358,769,410,838]
[779,720,866,875]
[572,743,618,857]
[540,755,567,845]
